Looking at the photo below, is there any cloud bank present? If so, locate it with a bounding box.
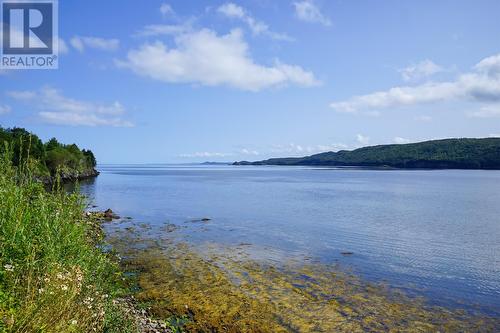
[330,53,500,114]
[117,28,319,91]
[7,87,133,127]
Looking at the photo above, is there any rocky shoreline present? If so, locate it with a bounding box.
[38,167,100,184]
[85,209,173,333]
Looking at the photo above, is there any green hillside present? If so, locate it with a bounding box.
[234,138,500,169]
[0,127,98,182]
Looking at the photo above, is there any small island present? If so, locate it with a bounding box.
[234,137,500,169]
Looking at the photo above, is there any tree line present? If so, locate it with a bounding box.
[0,127,97,178]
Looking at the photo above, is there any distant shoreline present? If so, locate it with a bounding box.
[233,137,500,170]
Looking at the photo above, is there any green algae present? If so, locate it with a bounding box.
[107,228,499,332]
[99,218,500,332]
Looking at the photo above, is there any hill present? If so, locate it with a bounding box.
[0,127,99,182]
[234,138,500,169]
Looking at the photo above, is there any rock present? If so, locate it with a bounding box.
[163,224,178,233]
[187,217,211,223]
[113,297,173,332]
[104,208,120,220]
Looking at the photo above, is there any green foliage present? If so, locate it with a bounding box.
[0,151,135,332]
[0,127,97,179]
[238,138,500,169]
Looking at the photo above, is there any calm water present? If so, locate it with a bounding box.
[79,165,500,314]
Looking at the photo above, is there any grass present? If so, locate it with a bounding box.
[0,148,136,332]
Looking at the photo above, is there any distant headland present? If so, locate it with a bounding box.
[234,138,500,170]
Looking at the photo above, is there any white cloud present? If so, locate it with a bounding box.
[399,59,443,81]
[117,28,319,91]
[7,87,132,127]
[180,152,231,158]
[330,82,459,113]
[38,112,132,127]
[181,148,262,158]
[0,104,11,115]
[468,105,500,118]
[160,3,174,17]
[330,53,500,114]
[218,2,245,18]
[393,137,411,144]
[240,148,260,156]
[69,36,84,52]
[6,90,36,100]
[217,2,293,41]
[135,24,190,37]
[270,142,348,155]
[356,134,370,145]
[489,133,500,138]
[314,143,349,152]
[59,38,69,54]
[474,53,500,77]
[70,36,120,52]
[293,0,331,26]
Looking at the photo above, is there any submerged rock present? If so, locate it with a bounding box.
[104,208,120,220]
[85,209,121,221]
[188,217,212,223]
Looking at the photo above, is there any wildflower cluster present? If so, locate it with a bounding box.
[37,265,84,297]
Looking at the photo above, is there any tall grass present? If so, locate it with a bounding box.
[0,146,135,332]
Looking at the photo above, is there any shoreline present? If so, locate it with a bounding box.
[100,211,500,332]
[40,168,100,185]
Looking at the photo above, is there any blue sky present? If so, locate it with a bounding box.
[1,0,500,163]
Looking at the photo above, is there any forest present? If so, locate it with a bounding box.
[0,127,98,181]
[234,138,500,169]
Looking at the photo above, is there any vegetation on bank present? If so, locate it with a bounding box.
[234,138,500,169]
[0,151,135,332]
[0,127,97,181]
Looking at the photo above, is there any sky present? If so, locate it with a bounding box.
[1,0,500,163]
